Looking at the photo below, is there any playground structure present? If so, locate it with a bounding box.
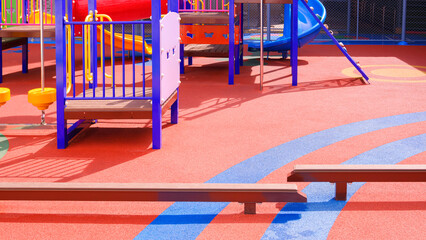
[179,0,242,85]
[55,0,179,149]
[178,0,369,88]
[0,0,370,148]
[0,1,425,239]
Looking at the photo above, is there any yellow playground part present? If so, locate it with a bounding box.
[27,10,55,24]
[0,88,11,107]
[28,88,56,111]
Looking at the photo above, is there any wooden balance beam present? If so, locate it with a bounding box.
[0,182,307,214]
[287,165,426,201]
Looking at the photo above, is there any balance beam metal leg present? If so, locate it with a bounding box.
[22,38,28,73]
[180,44,185,74]
[171,89,179,124]
[335,182,347,201]
[244,202,256,214]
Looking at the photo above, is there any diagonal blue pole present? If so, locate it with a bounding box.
[300,0,369,83]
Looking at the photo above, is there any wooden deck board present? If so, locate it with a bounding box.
[0,26,55,38]
[64,87,177,119]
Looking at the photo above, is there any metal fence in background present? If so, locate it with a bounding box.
[244,0,426,43]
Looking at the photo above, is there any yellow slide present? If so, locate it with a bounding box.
[29,11,152,54]
[97,28,152,55]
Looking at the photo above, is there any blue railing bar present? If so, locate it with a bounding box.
[91,23,96,98]
[122,24,125,97]
[132,25,136,97]
[112,24,116,98]
[142,24,146,97]
[66,97,153,101]
[71,24,76,98]
[102,24,106,98]
[300,0,369,82]
[64,21,151,25]
[82,25,86,98]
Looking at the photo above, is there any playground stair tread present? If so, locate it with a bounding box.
[64,87,177,119]
[184,44,243,57]
[0,182,307,214]
[0,26,55,38]
[179,12,230,24]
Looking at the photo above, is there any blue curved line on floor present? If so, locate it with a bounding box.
[135,112,426,240]
[0,134,9,160]
[262,133,426,240]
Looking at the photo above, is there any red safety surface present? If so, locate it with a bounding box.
[0,44,425,239]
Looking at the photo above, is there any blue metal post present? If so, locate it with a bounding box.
[399,0,407,45]
[171,88,179,124]
[22,0,28,74]
[22,37,28,74]
[228,0,235,85]
[0,1,2,83]
[290,0,298,86]
[0,38,2,84]
[240,3,244,66]
[347,0,351,34]
[88,0,97,89]
[235,44,240,74]
[356,0,359,40]
[55,0,68,148]
[188,56,193,65]
[267,4,271,41]
[180,44,185,74]
[152,0,162,149]
[169,0,179,13]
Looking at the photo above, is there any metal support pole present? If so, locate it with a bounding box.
[260,0,264,90]
[88,0,97,88]
[347,0,351,34]
[290,0,298,86]
[266,4,271,41]
[40,0,46,125]
[152,0,162,149]
[40,0,44,91]
[56,0,68,148]
[356,0,359,40]
[399,0,407,45]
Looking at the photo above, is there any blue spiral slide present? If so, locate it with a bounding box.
[244,0,326,53]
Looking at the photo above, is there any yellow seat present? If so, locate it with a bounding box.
[28,88,56,110]
[0,87,11,107]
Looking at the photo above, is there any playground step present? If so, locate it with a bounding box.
[0,26,55,38]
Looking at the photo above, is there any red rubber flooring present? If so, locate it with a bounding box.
[0,44,425,239]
